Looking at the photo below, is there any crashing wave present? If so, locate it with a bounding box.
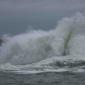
[0,13,85,73]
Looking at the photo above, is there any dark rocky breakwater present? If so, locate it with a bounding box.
[0,38,4,46]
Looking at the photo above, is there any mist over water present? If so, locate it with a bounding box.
[0,13,85,73]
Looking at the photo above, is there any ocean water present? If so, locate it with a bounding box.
[0,13,85,85]
[0,71,85,85]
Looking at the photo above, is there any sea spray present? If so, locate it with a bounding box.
[68,35,85,57]
[0,19,74,65]
[0,13,85,66]
[67,13,85,56]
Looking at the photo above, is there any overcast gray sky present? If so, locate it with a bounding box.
[0,0,85,16]
[0,0,85,35]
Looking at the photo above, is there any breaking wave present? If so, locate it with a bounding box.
[0,13,85,74]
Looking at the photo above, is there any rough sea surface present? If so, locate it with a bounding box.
[0,71,85,85]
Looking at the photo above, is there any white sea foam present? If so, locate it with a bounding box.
[0,14,75,65]
[0,13,85,74]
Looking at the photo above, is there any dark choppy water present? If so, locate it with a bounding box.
[0,71,85,85]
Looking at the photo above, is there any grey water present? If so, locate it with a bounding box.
[0,71,85,85]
